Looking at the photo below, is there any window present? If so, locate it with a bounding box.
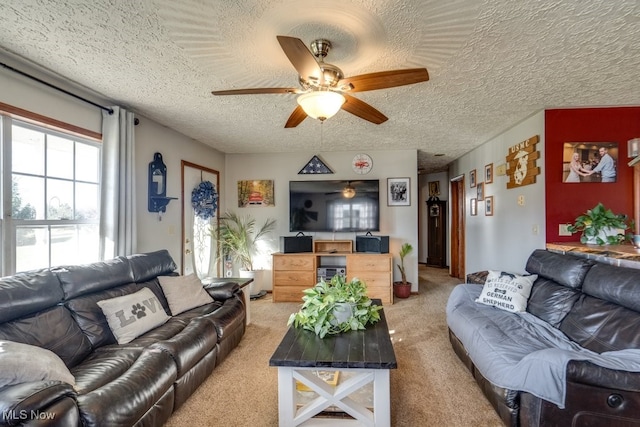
[4,118,101,273]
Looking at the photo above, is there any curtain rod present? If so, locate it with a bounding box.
[0,61,114,115]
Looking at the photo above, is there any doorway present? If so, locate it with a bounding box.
[181,161,220,277]
[450,175,465,280]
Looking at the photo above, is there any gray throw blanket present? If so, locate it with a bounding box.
[446,284,640,408]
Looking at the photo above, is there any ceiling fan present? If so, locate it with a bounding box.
[211,36,429,128]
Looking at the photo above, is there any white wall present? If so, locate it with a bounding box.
[224,150,420,291]
[134,118,225,266]
[449,111,547,274]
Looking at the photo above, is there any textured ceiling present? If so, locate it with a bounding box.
[0,0,639,172]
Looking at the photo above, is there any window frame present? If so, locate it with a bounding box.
[1,114,102,274]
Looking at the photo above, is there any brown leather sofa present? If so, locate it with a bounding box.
[0,250,246,426]
[449,249,640,427]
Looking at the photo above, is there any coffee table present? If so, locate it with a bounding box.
[269,302,397,426]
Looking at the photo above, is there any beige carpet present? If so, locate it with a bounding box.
[166,266,503,426]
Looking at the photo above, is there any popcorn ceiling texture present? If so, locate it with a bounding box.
[0,0,639,172]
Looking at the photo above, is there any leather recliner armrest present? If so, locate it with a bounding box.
[0,381,77,424]
[566,360,640,392]
[203,281,240,301]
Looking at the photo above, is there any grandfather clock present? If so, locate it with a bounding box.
[426,199,447,267]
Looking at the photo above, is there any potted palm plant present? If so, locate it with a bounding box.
[393,243,413,298]
[567,203,632,245]
[212,210,276,295]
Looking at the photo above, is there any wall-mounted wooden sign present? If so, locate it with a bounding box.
[506,135,541,189]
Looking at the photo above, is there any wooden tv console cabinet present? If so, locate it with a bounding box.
[272,240,393,304]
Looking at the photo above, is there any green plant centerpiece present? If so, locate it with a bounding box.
[288,275,382,338]
[212,210,276,271]
[567,202,632,245]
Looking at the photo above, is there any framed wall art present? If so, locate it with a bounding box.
[476,182,484,201]
[387,177,410,206]
[428,181,440,197]
[485,196,494,216]
[470,198,477,216]
[485,163,493,184]
[562,142,618,183]
[237,180,274,207]
[470,169,477,188]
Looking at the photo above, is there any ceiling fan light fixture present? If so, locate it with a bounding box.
[342,184,356,199]
[297,91,345,121]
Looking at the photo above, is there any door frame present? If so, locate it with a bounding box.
[450,174,465,280]
[181,160,220,276]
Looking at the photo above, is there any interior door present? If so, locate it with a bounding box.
[450,175,465,280]
[181,161,220,277]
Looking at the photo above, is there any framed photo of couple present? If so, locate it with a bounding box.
[562,142,617,183]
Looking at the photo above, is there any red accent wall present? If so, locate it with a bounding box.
[545,107,640,242]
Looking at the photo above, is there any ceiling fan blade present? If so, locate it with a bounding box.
[341,94,388,124]
[284,105,308,128]
[339,68,429,92]
[276,35,323,84]
[212,87,301,96]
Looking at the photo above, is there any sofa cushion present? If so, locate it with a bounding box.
[559,294,640,353]
[158,274,214,315]
[475,270,537,313]
[75,347,177,427]
[65,281,170,349]
[0,269,63,323]
[97,287,170,344]
[526,277,581,327]
[0,340,76,388]
[581,262,640,313]
[128,250,177,283]
[525,249,594,289]
[0,305,92,367]
[55,256,133,299]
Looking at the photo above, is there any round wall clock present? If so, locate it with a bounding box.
[352,153,373,174]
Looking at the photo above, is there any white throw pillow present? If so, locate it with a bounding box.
[0,340,75,388]
[97,287,170,344]
[158,274,214,315]
[475,270,538,313]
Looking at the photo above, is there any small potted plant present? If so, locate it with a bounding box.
[288,275,382,338]
[567,202,632,245]
[393,243,413,298]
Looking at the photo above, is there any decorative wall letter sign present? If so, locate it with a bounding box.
[506,135,541,189]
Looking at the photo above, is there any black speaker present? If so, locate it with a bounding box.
[280,233,313,253]
[356,233,389,254]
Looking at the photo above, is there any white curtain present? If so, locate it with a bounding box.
[100,106,136,259]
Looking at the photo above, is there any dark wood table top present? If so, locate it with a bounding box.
[269,301,397,370]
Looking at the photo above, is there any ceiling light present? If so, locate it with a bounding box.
[342,184,356,199]
[297,91,345,121]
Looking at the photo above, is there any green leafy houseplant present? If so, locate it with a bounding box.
[567,203,632,245]
[397,243,413,285]
[288,275,382,339]
[212,210,276,271]
[394,243,413,298]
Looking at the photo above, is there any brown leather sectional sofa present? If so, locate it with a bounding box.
[448,249,640,427]
[0,250,246,426]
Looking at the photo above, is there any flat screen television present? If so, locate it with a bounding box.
[289,180,380,232]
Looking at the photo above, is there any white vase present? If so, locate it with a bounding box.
[331,302,353,325]
[584,226,624,245]
[239,269,260,295]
